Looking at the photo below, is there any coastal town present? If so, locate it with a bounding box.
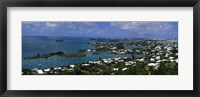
[22,38,178,75]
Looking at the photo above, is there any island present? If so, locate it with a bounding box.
[22,39,178,75]
[24,51,86,60]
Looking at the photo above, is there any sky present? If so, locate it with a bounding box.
[22,22,178,39]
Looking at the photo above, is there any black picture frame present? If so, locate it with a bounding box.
[0,0,200,97]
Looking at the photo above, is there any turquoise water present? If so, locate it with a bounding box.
[22,36,139,69]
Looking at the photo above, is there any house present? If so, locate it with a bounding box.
[54,67,62,70]
[156,56,160,60]
[147,63,158,67]
[96,61,101,65]
[122,68,128,71]
[125,62,131,66]
[170,60,174,62]
[37,70,44,74]
[113,68,119,71]
[82,64,90,66]
[87,49,92,52]
[147,63,159,70]
[169,57,174,60]
[118,59,124,62]
[150,58,155,61]
[111,47,117,49]
[68,68,74,71]
[155,46,161,50]
[175,59,178,63]
[114,58,120,60]
[139,59,144,62]
[157,60,162,63]
[44,68,50,72]
[129,61,134,64]
[124,57,128,59]
[167,47,173,52]
[70,65,75,68]
[89,61,94,64]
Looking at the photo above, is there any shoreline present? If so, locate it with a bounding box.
[22,38,178,75]
[22,55,178,75]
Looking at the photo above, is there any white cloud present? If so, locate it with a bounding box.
[46,22,58,28]
[110,22,175,34]
[23,22,42,27]
[66,24,76,30]
[81,22,97,26]
[64,22,99,34]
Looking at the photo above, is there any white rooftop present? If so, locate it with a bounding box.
[43,69,50,72]
[147,63,158,66]
[37,70,44,74]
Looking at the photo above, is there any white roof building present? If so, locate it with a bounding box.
[169,57,174,60]
[113,68,119,71]
[147,63,159,70]
[176,59,178,63]
[70,65,75,68]
[165,53,169,57]
[167,47,173,52]
[114,58,121,60]
[150,58,155,61]
[157,60,162,63]
[37,70,44,74]
[82,64,90,66]
[89,61,94,64]
[147,63,158,67]
[118,59,124,62]
[125,62,131,66]
[55,67,62,70]
[155,46,161,50]
[87,49,91,52]
[122,68,128,71]
[139,58,144,62]
[68,68,74,71]
[156,56,160,60]
[124,57,128,59]
[111,47,117,49]
[96,61,101,64]
[43,68,50,72]
[129,61,134,64]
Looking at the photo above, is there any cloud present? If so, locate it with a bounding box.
[23,22,42,28]
[63,22,99,34]
[46,22,58,28]
[22,21,177,38]
[81,22,97,26]
[110,22,176,34]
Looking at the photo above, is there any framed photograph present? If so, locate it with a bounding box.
[0,0,200,97]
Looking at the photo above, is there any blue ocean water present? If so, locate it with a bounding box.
[22,36,137,69]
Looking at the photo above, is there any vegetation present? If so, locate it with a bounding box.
[22,58,178,75]
[22,39,178,75]
[24,51,86,60]
[61,52,86,58]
